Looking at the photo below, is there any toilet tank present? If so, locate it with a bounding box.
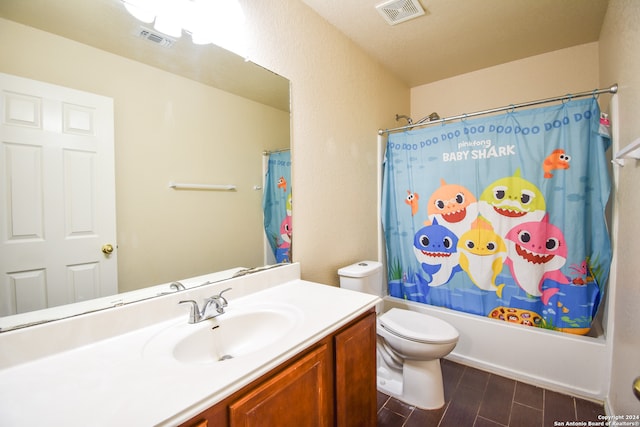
[338,261,384,297]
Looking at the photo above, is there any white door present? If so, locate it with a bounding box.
[0,73,117,316]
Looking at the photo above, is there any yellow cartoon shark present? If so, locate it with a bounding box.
[458,217,507,298]
[478,169,546,237]
[286,192,292,216]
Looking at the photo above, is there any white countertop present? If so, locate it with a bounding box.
[0,278,379,426]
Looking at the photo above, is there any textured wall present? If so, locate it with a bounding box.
[240,0,410,285]
[598,0,640,416]
[411,43,600,119]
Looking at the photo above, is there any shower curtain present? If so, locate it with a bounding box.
[381,98,611,335]
[263,151,292,263]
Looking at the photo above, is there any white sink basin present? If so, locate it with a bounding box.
[144,303,302,364]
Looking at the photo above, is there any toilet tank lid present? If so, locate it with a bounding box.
[338,261,383,278]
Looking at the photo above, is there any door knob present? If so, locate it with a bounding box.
[634,376,640,401]
[101,244,114,255]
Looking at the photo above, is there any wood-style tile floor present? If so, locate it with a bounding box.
[377,359,605,427]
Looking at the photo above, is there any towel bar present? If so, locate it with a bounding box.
[168,182,236,191]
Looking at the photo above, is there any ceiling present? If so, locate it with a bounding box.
[0,0,290,111]
[301,0,609,87]
[1,0,609,99]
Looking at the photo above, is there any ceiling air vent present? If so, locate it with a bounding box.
[376,0,425,25]
[136,26,176,48]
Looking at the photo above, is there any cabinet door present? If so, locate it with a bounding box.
[229,343,332,427]
[335,311,377,427]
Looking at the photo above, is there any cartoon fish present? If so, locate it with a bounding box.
[458,217,507,298]
[569,259,592,285]
[543,149,571,178]
[277,176,287,192]
[478,169,546,237]
[405,190,420,216]
[427,179,478,238]
[504,215,570,304]
[413,218,461,287]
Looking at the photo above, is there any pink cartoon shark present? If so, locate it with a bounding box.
[504,215,570,304]
[275,215,292,263]
[427,179,478,238]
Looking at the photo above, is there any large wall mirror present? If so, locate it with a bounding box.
[0,0,291,330]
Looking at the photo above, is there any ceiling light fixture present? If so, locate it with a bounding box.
[121,0,246,56]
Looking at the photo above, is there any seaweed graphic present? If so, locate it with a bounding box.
[401,266,419,299]
[587,255,605,288]
[389,258,403,281]
[536,317,556,330]
[560,315,591,328]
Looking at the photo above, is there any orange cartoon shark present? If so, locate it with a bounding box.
[427,179,478,238]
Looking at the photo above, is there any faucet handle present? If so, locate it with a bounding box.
[170,281,186,291]
[179,300,201,323]
[214,288,232,307]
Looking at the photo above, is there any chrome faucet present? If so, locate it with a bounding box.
[231,262,288,278]
[170,281,186,291]
[179,288,232,324]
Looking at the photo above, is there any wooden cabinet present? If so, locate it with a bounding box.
[230,343,332,427]
[335,310,377,427]
[180,309,376,427]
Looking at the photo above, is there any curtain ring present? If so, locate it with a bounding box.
[508,104,515,114]
[592,89,600,99]
[562,94,573,104]
[461,113,468,122]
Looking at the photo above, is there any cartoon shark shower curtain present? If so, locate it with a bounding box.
[263,151,292,263]
[381,98,611,335]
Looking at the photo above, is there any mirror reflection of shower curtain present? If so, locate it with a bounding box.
[263,150,292,263]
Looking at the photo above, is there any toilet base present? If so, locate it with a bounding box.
[377,365,403,397]
[377,358,446,410]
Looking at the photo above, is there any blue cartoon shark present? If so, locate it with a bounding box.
[413,218,461,287]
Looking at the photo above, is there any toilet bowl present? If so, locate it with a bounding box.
[376,308,458,409]
[338,261,459,410]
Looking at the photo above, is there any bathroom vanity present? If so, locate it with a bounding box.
[0,263,379,426]
[178,309,376,427]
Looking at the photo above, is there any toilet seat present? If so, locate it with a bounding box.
[379,308,459,344]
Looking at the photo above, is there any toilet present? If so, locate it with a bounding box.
[338,261,459,410]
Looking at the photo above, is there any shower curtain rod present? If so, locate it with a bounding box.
[378,83,618,136]
[263,148,290,155]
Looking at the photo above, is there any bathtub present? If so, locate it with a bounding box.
[382,295,608,401]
